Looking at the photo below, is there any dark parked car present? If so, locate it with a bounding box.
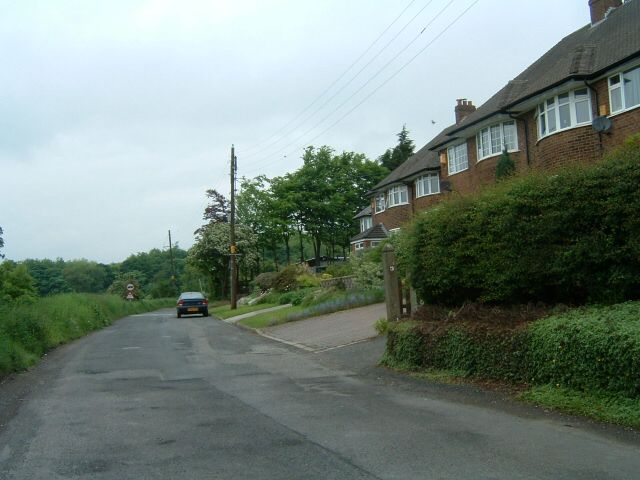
[176,292,209,318]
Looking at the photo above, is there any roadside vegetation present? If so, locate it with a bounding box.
[0,293,172,376]
[384,135,640,428]
[215,262,384,329]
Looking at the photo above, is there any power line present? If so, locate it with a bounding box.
[242,0,460,173]
[241,0,433,160]
[239,0,417,157]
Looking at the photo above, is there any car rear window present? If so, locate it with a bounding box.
[180,292,204,300]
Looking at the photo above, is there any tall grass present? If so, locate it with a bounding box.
[0,294,172,375]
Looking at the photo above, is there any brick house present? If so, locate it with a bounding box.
[351,0,640,251]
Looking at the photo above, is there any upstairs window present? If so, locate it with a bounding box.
[477,121,518,160]
[609,65,640,114]
[387,185,408,207]
[415,172,440,197]
[536,88,592,139]
[447,143,468,175]
[374,194,385,213]
[360,216,372,232]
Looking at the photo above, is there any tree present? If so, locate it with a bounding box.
[0,261,37,303]
[378,125,415,171]
[201,189,229,227]
[0,226,4,259]
[188,222,259,299]
[62,260,113,293]
[495,148,516,180]
[24,258,71,296]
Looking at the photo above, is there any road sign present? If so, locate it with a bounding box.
[126,292,135,300]
[126,283,135,291]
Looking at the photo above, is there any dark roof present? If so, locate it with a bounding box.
[441,0,640,140]
[370,141,442,193]
[353,206,372,219]
[350,223,389,242]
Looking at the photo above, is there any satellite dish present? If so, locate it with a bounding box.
[592,115,612,133]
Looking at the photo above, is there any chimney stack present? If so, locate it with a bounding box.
[589,0,622,25]
[455,99,476,125]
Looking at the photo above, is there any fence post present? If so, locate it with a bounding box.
[382,244,401,321]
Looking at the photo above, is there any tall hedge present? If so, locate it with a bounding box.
[403,135,640,305]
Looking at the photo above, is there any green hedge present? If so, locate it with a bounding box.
[401,135,640,305]
[382,301,640,397]
[0,294,172,375]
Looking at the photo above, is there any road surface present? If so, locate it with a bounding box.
[1,309,638,479]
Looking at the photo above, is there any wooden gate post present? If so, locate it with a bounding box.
[382,244,401,321]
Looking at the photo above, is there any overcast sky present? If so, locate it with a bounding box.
[1,0,590,264]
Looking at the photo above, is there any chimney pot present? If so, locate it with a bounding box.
[455,99,476,125]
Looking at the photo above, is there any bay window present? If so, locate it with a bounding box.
[374,193,385,213]
[536,88,592,139]
[387,185,408,207]
[415,172,440,197]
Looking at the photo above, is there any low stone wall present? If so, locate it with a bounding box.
[320,275,356,290]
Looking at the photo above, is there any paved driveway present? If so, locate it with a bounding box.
[258,302,385,352]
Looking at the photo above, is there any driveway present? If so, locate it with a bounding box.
[257,302,386,352]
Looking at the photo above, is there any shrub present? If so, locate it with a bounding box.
[253,272,278,292]
[277,288,312,306]
[325,263,353,278]
[273,265,303,292]
[404,135,640,305]
[383,301,640,397]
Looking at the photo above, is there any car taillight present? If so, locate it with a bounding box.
[177,299,184,305]
[203,299,208,305]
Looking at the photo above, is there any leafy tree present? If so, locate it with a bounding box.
[201,189,229,228]
[0,226,4,259]
[495,148,516,180]
[378,125,415,171]
[188,222,259,299]
[23,258,71,296]
[0,261,38,303]
[62,260,113,293]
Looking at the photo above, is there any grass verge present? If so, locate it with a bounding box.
[0,294,173,375]
[238,289,383,329]
[210,303,279,320]
[520,385,640,429]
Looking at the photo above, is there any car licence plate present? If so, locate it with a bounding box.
[187,307,199,312]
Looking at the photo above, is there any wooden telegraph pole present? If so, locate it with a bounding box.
[168,229,178,294]
[230,145,238,310]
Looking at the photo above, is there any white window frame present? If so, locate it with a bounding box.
[354,242,364,251]
[389,228,401,235]
[374,193,386,213]
[415,172,440,197]
[386,185,408,208]
[360,216,372,232]
[536,88,593,140]
[371,241,380,247]
[447,143,468,175]
[609,65,640,115]
[476,121,518,160]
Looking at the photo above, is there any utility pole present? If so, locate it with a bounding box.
[168,229,178,294]
[230,144,238,309]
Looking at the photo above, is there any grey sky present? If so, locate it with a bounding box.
[1,0,589,263]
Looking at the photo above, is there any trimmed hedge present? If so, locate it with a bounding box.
[401,135,640,305]
[0,294,172,375]
[382,301,640,397]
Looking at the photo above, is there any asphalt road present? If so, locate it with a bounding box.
[1,309,639,479]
